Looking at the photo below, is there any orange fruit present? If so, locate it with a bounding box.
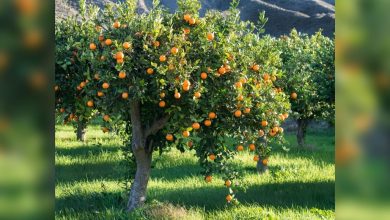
[80,81,86,88]
[208,112,216,119]
[205,175,212,183]
[105,39,112,46]
[116,51,124,60]
[209,154,216,161]
[207,32,214,41]
[252,64,260,71]
[102,127,109,133]
[159,101,166,108]
[249,144,255,151]
[113,21,120,29]
[290,92,297,99]
[122,92,129,99]
[234,110,242,117]
[76,86,82,91]
[188,17,196,25]
[192,122,200,130]
[269,130,277,137]
[183,28,190,34]
[182,80,191,91]
[59,108,65,113]
[103,115,110,122]
[204,119,212,127]
[153,41,160,47]
[166,134,174,141]
[279,114,285,121]
[237,145,244,151]
[147,68,154,75]
[226,194,233,202]
[160,92,165,98]
[258,129,265,137]
[272,127,279,133]
[253,155,259,161]
[262,159,268,166]
[239,78,247,84]
[97,91,104,97]
[89,43,96,50]
[237,95,244,101]
[263,74,270,81]
[279,127,284,133]
[218,67,226,74]
[200,72,208,80]
[261,120,268,127]
[159,55,167,62]
[235,82,243,88]
[174,92,181,99]
[225,180,232,187]
[102,82,109,89]
[100,55,106,61]
[244,108,251,114]
[187,141,193,148]
[118,71,126,79]
[283,113,289,119]
[194,92,201,99]
[171,47,179,55]
[123,42,131,49]
[117,58,124,64]
[183,14,191,21]
[98,35,104,41]
[182,130,190,137]
[87,100,94,107]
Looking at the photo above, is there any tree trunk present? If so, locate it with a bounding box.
[296,119,309,147]
[76,120,86,141]
[127,147,152,211]
[256,157,268,174]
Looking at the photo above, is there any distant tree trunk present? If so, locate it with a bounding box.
[256,156,268,174]
[296,118,309,147]
[76,120,86,141]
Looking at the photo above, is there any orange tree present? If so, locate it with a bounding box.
[56,0,290,210]
[273,30,335,146]
[55,1,99,141]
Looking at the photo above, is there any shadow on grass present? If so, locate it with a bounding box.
[56,180,334,213]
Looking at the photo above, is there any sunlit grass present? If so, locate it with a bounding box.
[55,125,335,219]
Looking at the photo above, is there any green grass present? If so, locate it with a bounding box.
[55,125,335,219]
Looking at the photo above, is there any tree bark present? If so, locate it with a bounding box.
[296,118,309,147]
[76,120,86,141]
[256,157,268,174]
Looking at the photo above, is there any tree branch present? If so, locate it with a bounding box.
[144,115,170,137]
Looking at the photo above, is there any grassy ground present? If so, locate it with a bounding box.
[55,125,335,219]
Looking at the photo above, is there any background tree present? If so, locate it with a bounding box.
[274,29,335,146]
[55,0,290,211]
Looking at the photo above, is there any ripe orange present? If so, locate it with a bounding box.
[97,91,104,97]
[188,17,196,25]
[166,134,173,141]
[207,32,214,41]
[147,68,154,75]
[204,119,212,127]
[279,127,284,133]
[283,113,289,119]
[123,42,131,49]
[235,82,243,88]
[183,28,190,34]
[239,78,247,84]
[272,127,279,133]
[262,159,268,166]
[279,114,285,121]
[200,72,207,80]
[103,115,110,122]
[89,43,96,50]
[105,39,112,46]
[102,82,109,89]
[76,86,82,91]
[174,92,181,99]
[205,175,212,183]
[258,129,265,137]
[192,122,200,130]
[263,74,270,81]
[80,81,86,88]
[261,120,268,127]
[59,108,65,113]
[160,92,165,98]
[183,14,191,21]
[218,67,226,74]
[98,35,104,41]
[194,92,201,99]
[153,41,160,47]
[116,51,124,60]
[209,154,216,161]
[291,92,297,99]
[236,145,244,151]
[113,21,120,29]
[159,101,166,108]
[187,141,193,148]
[252,64,260,71]
[249,143,256,151]
[87,100,94,107]
[117,58,124,64]
[182,130,190,137]
[244,108,251,114]
[234,110,242,117]
[269,130,277,137]
[159,55,167,62]
[208,112,216,119]
[237,95,244,101]
[102,127,109,133]
[226,194,233,202]
[118,71,126,79]
[225,180,232,187]
[253,155,259,161]
[122,92,129,99]
[171,47,179,55]
[182,80,191,91]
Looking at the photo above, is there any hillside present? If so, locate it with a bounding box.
[55,0,334,37]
